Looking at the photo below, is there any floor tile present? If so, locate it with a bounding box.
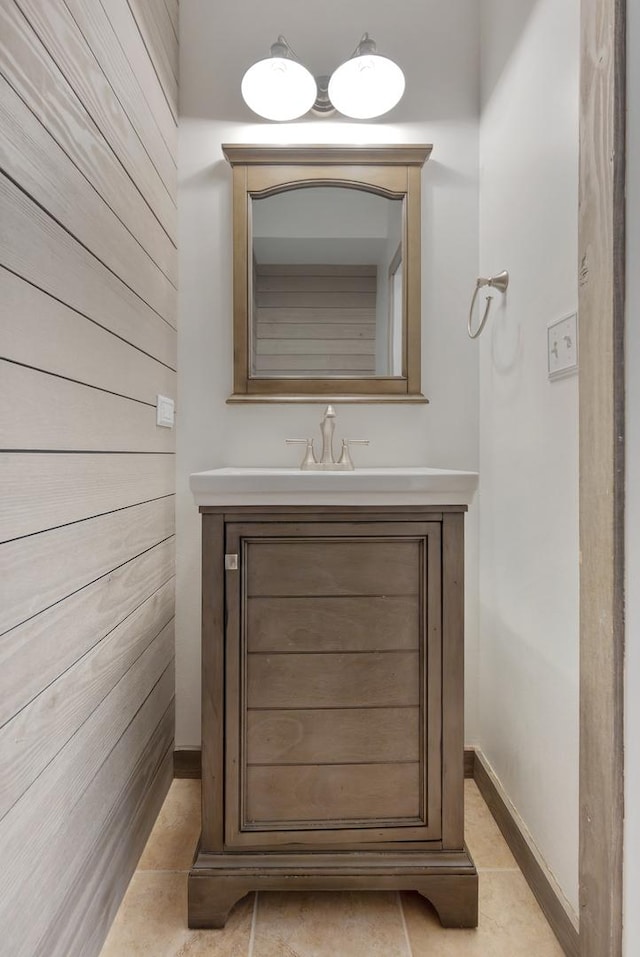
[402,871,564,957]
[138,779,201,871]
[100,778,567,957]
[100,871,253,957]
[464,780,517,869]
[252,891,408,957]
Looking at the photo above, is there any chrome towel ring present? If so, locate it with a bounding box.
[468,270,509,338]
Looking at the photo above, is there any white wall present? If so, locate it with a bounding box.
[177,0,481,746]
[624,0,640,950]
[478,0,579,917]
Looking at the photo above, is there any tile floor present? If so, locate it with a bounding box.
[100,779,565,956]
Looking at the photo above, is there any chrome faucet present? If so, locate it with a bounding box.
[287,406,369,471]
[319,405,336,465]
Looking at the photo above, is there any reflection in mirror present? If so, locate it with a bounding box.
[251,186,404,379]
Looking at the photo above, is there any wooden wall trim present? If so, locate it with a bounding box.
[473,751,579,957]
[578,1,626,954]
[463,747,475,780]
[174,749,203,779]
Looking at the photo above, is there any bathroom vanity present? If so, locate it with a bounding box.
[188,467,479,929]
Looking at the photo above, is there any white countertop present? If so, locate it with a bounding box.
[189,467,478,507]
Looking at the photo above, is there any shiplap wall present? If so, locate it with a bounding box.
[0,1,178,955]
[254,264,377,375]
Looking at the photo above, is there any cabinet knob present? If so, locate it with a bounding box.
[224,554,239,570]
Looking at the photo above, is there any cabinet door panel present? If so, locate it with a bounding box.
[246,539,420,596]
[247,652,419,710]
[224,521,442,848]
[246,763,421,826]
[247,707,420,765]
[247,595,419,653]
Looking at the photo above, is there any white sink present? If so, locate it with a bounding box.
[190,467,478,507]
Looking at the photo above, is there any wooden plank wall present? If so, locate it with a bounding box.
[0,1,178,955]
[578,0,626,954]
[254,264,377,375]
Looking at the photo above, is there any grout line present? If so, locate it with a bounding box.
[248,892,259,957]
[397,891,413,957]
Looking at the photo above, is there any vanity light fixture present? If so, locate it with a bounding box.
[240,36,317,122]
[241,33,405,121]
[328,34,405,120]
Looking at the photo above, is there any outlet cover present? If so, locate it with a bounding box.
[548,313,578,380]
[156,394,175,428]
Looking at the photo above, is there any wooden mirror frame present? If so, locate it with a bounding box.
[223,144,432,403]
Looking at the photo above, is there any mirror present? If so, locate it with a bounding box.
[251,186,404,378]
[223,144,431,402]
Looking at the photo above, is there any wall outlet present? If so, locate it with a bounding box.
[156,394,175,428]
[547,313,578,380]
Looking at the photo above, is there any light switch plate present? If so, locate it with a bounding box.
[547,313,578,380]
[156,394,175,428]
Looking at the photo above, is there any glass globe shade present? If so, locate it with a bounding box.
[328,54,405,119]
[241,57,317,122]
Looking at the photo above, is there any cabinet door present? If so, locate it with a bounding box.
[224,521,442,849]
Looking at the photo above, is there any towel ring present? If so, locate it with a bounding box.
[467,270,509,339]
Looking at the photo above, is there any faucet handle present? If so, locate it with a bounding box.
[286,438,317,469]
[337,438,369,470]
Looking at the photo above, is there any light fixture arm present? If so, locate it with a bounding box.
[270,35,299,61]
[351,33,377,57]
[311,75,335,116]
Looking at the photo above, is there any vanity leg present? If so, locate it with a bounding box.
[188,874,253,929]
[414,873,479,928]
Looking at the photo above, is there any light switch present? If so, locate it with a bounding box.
[156,394,175,428]
[547,313,578,380]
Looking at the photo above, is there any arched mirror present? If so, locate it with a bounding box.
[223,144,431,402]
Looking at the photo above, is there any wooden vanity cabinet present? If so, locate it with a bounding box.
[188,506,477,929]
